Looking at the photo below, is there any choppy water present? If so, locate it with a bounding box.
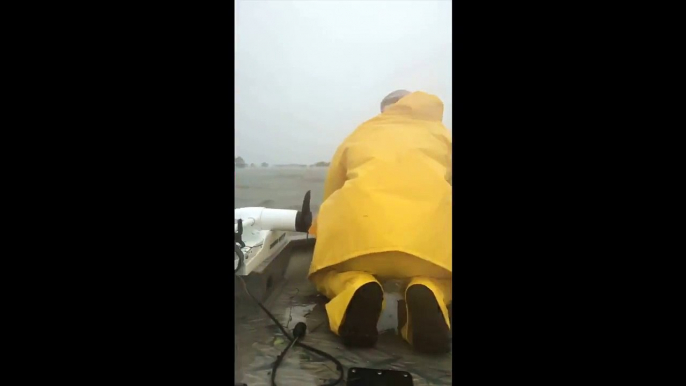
[235,167,328,213]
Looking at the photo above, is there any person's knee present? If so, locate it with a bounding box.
[315,269,379,298]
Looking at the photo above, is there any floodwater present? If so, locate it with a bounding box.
[235,167,328,212]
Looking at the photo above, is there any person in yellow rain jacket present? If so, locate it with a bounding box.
[308,90,452,354]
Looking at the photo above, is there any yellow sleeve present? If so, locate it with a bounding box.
[309,144,347,236]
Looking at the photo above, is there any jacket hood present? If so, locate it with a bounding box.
[382,91,444,122]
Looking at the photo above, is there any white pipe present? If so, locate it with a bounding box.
[234,207,298,231]
[259,209,298,231]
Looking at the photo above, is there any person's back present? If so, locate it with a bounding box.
[309,91,452,275]
[308,90,452,354]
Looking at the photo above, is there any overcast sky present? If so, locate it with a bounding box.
[235,0,452,165]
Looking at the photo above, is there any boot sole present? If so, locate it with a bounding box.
[406,284,450,354]
[339,282,383,348]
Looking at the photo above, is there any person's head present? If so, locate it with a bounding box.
[380,89,411,112]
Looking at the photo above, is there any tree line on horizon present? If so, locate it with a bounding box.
[235,157,329,168]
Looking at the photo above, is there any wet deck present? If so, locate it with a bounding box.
[235,241,452,386]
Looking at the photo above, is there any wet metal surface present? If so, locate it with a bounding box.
[235,244,452,386]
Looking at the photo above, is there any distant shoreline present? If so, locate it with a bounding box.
[235,157,330,168]
[235,164,330,168]
[274,164,329,168]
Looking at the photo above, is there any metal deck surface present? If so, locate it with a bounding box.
[234,241,453,385]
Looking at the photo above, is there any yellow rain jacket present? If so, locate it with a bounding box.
[308,91,452,278]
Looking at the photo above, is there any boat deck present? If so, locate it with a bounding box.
[234,238,452,385]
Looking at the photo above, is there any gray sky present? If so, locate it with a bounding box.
[235,0,452,165]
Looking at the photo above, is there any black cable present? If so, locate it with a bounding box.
[291,341,344,386]
[234,244,244,273]
[271,322,310,386]
[271,335,298,385]
[235,272,344,386]
[247,243,263,250]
